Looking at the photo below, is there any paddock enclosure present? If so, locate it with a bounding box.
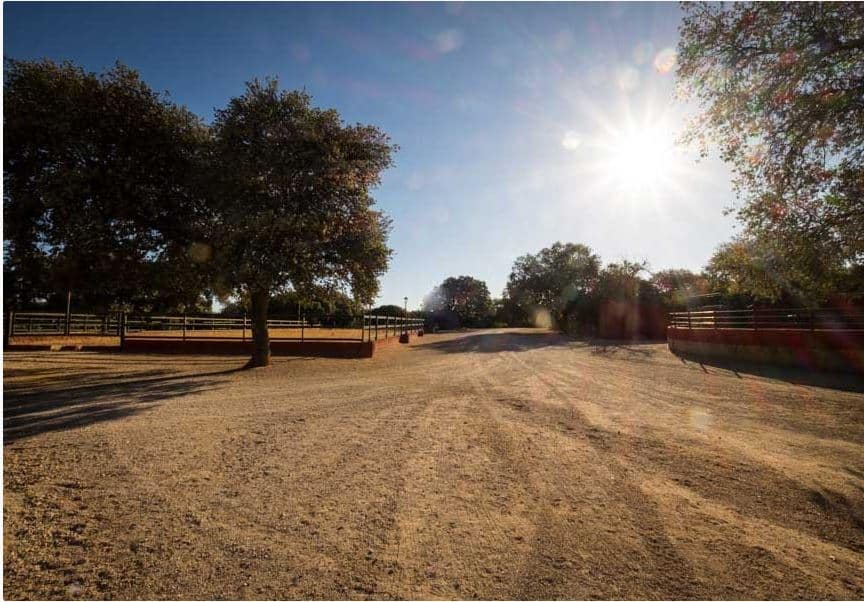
[4,329,863,599]
[667,307,864,373]
[5,312,424,357]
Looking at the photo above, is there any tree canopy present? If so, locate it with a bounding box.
[423,275,494,328]
[505,242,601,327]
[370,304,407,317]
[649,269,710,308]
[4,59,211,312]
[678,2,864,302]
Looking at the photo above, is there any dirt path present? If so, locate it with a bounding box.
[4,329,863,599]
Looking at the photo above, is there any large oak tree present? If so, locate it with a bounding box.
[4,59,211,312]
[209,79,394,366]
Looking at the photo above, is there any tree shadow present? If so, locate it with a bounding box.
[4,364,246,443]
[585,339,660,358]
[418,330,574,354]
[674,353,864,393]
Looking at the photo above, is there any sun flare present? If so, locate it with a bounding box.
[602,125,676,190]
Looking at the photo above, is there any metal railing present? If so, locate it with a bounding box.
[124,314,359,342]
[668,308,864,331]
[362,315,425,342]
[6,312,122,337]
[6,311,426,343]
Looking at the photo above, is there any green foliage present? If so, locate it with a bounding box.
[3,59,212,312]
[491,296,529,328]
[704,234,860,306]
[371,304,406,317]
[423,275,494,328]
[595,260,648,303]
[505,242,601,327]
[649,269,709,309]
[678,3,864,301]
[221,288,362,327]
[208,79,395,305]
[222,288,362,317]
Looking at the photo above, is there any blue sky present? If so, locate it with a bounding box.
[5,1,739,309]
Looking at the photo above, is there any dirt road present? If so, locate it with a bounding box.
[4,329,863,599]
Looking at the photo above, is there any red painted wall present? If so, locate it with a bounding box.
[597,302,668,340]
[122,338,376,358]
[667,327,864,373]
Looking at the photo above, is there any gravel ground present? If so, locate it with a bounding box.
[4,328,863,599]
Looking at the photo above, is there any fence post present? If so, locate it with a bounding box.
[120,312,127,348]
[713,310,717,330]
[182,313,187,341]
[375,316,378,341]
[752,307,758,331]
[65,294,71,336]
[242,312,247,342]
[301,315,305,343]
[687,311,692,330]
[5,310,14,348]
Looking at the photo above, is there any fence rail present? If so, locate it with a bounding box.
[668,308,864,331]
[7,312,122,337]
[362,314,425,342]
[6,311,425,343]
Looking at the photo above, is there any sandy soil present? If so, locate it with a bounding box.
[7,336,121,347]
[4,329,863,599]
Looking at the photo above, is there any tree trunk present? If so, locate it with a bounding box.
[248,289,271,368]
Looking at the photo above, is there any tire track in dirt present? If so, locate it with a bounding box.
[464,345,703,599]
[494,343,863,598]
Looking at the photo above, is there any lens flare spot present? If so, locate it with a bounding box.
[633,41,654,65]
[561,130,582,151]
[434,29,464,54]
[653,48,677,74]
[531,307,553,329]
[615,66,640,92]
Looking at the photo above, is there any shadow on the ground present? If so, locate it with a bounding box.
[419,330,667,357]
[418,330,575,354]
[3,364,247,443]
[586,339,663,358]
[674,353,864,393]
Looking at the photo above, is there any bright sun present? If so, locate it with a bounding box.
[601,125,676,192]
[561,101,694,204]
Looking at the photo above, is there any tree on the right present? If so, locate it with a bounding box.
[678,2,864,303]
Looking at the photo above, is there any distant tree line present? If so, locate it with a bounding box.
[4,59,395,366]
[419,244,710,334]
